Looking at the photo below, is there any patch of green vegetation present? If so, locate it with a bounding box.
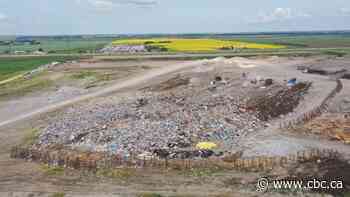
[209,194,232,197]
[70,71,113,89]
[71,71,98,80]
[0,37,115,54]
[96,168,134,179]
[232,35,350,48]
[50,192,66,197]
[22,128,41,146]
[181,167,223,177]
[41,164,65,176]
[0,72,53,100]
[169,195,198,197]
[138,193,164,197]
[322,50,348,57]
[0,56,77,81]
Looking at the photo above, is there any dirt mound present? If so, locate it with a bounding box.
[144,74,190,91]
[246,82,311,121]
[304,114,350,144]
[285,156,350,195]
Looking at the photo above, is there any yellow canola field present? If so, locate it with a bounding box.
[112,38,285,52]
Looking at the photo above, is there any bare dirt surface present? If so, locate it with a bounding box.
[1,56,350,196]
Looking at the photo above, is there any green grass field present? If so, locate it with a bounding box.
[228,35,350,48]
[0,71,54,100]
[0,37,114,54]
[0,56,77,81]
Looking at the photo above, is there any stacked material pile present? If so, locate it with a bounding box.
[305,114,350,144]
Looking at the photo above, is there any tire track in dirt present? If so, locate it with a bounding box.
[0,74,23,86]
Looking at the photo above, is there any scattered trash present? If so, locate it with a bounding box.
[297,66,308,71]
[287,78,297,86]
[247,81,311,121]
[242,81,250,87]
[242,72,247,79]
[136,98,148,108]
[196,142,218,150]
[137,151,153,160]
[215,76,223,82]
[144,75,190,91]
[108,143,118,154]
[264,78,273,86]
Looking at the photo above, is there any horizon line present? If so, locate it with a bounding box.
[1,29,350,37]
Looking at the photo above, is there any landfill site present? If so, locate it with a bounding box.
[2,55,350,196]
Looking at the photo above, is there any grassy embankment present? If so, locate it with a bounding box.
[0,56,75,80]
[0,56,77,99]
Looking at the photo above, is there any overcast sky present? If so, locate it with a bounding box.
[0,0,349,35]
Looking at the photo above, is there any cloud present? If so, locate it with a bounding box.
[256,8,311,23]
[88,0,114,9]
[260,8,292,23]
[340,8,350,16]
[0,13,7,21]
[120,0,157,6]
[76,0,157,9]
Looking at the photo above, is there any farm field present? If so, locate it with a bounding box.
[0,56,77,81]
[112,38,285,52]
[227,34,350,48]
[0,36,115,54]
[2,33,350,55]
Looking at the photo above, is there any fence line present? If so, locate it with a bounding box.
[10,146,341,172]
[279,79,343,129]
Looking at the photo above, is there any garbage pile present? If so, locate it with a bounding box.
[144,74,190,91]
[246,82,311,121]
[37,75,268,159]
[35,67,312,160]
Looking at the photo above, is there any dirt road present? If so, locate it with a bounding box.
[0,60,203,128]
